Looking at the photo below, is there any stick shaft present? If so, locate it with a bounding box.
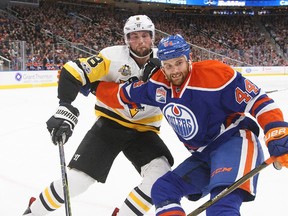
[266,88,288,94]
[58,141,72,216]
[187,156,276,216]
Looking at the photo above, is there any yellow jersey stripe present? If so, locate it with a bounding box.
[95,111,160,133]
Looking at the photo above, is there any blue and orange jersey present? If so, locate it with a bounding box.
[97,60,284,151]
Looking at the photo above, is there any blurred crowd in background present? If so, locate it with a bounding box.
[0,0,287,70]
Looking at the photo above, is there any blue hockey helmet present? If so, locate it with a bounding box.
[157,34,191,61]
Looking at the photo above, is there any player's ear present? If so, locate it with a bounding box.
[189,52,193,61]
[188,53,193,70]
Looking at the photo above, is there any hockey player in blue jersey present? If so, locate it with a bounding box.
[95,34,288,215]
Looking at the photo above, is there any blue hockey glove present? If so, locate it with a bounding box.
[142,58,161,82]
[264,121,288,168]
[46,103,79,145]
[80,83,91,96]
[80,81,101,96]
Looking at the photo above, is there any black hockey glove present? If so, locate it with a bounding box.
[46,103,79,145]
[142,58,161,82]
[126,76,139,83]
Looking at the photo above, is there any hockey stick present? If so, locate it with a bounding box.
[187,156,276,216]
[266,88,288,94]
[57,139,72,216]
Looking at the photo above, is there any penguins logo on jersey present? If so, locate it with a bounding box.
[129,106,145,118]
[119,76,143,118]
[118,64,132,76]
[163,103,198,140]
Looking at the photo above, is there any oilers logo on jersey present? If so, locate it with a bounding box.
[163,103,198,140]
[118,64,132,76]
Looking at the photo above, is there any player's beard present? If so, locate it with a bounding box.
[130,46,151,58]
[170,73,185,86]
[166,63,190,86]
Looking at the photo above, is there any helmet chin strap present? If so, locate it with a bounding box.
[129,49,153,59]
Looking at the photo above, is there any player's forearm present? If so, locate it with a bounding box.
[95,81,124,109]
[58,68,81,104]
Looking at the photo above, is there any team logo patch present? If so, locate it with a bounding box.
[129,107,145,118]
[163,103,198,140]
[156,87,167,103]
[164,41,173,47]
[118,64,131,76]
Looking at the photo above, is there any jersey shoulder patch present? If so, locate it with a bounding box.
[190,60,236,89]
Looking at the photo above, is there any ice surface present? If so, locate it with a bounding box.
[1,75,288,216]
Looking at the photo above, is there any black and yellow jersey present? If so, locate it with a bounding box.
[58,45,163,133]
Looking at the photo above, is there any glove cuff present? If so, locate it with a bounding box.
[264,121,288,134]
[54,105,78,127]
[59,103,79,117]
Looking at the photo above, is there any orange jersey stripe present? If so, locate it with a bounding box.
[250,97,271,117]
[257,108,284,129]
[240,130,255,193]
[120,87,132,105]
[119,86,139,109]
[159,210,186,216]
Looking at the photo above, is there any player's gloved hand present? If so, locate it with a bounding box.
[142,58,161,82]
[126,76,139,84]
[46,103,79,145]
[273,154,288,170]
[264,121,288,169]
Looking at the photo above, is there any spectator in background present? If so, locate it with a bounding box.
[42,53,49,70]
